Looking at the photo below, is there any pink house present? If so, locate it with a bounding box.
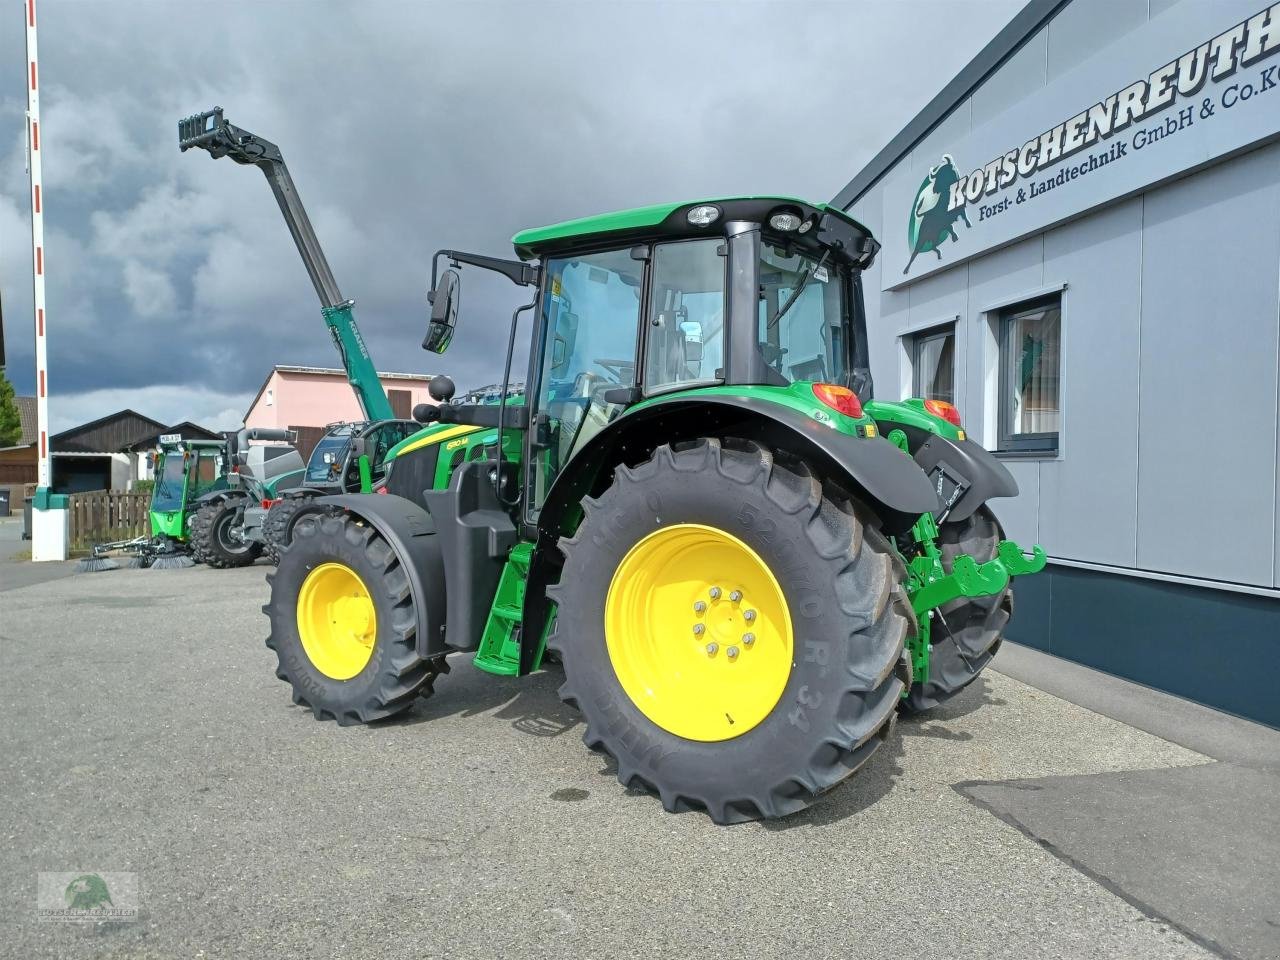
[244,365,438,459]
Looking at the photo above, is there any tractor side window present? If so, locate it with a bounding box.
[529,248,643,518]
[757,244,846,385]
[644,239,725,393]
[193,451,224,495]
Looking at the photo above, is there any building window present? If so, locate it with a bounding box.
[998,294,1061,454]
[911,324,955,403]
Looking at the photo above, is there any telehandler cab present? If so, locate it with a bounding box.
[263,196,1045,823]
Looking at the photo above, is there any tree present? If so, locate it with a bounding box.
[0,369,22,448]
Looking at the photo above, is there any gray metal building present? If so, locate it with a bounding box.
[837,0,1280,726]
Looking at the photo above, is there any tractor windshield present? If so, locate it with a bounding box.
[306,429,354,484]
[758,243,847,384]
[151,453,188,512]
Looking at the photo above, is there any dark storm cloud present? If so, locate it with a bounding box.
[0,0,1019,430]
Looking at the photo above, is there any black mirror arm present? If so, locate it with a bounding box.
[431,249,539,292]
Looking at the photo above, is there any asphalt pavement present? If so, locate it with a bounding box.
[0,516,79,592]
[0,561,1275,959]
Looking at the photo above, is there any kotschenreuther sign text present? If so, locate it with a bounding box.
[880,0,1280,288]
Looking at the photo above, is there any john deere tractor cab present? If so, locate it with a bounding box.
[80,434,228,571]
[263,195,1046,824]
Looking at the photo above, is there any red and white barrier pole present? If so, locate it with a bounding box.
[25,0,66,561]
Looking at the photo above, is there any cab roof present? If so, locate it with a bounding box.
[511,197,875,262]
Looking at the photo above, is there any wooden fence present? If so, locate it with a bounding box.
[68,490,150,552]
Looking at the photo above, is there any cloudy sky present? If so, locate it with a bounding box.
[1,0,1020,432]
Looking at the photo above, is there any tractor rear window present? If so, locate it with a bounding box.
[757,244,846,385]
[644,239,725,393]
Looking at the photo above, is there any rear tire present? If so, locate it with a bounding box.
[263,512,444,725]
[903,505,1011,712]
[549,438,911,824]
[264,492,319,565]
[190,496,262,569]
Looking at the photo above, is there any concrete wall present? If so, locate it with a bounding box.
[244,371,437,430]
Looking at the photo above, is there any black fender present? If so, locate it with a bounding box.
[519,394,942,675]
[535,395,940,542]
[278,486,328,500]
[320,494,448,659]
[192,488,249,508]
[889,425,1019,523]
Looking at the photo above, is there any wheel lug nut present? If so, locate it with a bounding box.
[727,646,739,659]
[693,623,705,636]
[693,601,706,614]
[705,642,718,656]
[709,587,721,600]
[743,609,756,622]
[742,632,755,646]
[729,590,742,603]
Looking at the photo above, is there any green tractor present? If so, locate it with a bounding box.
[189,426,306,568]
[80,428,305,571]
[263,197,1045,823]
[80,434,228,570]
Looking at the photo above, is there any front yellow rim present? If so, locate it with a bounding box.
[604,523,793,742]
[296,562,378,680]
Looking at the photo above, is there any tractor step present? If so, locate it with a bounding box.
[473,541,537,676]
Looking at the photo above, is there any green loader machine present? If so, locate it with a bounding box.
[250,194,1046,823]
[79,434,228,570]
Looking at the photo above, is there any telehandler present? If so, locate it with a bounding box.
[179,109,421,563]
[256,194,1045,823]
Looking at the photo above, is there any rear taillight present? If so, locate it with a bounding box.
[813,383,863,419]
[261,498,277,510]
[375,485,388,495]
[924,399,963,427]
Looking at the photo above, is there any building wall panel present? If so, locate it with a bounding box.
[1045,0,1147,81]
[1136,144,1280,586]
[1038,197,1143,566]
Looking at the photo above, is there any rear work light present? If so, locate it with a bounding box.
[924,398,963,427]
[813,383,863,419]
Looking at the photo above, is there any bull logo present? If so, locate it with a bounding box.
[904,154,970,275]
[64,874,113,911]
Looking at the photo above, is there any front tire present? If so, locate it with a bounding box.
[264,492,319,565]
[549,438,911,824]
[903,505,1011,712]
[190,496,262,569]
[264,512,444,725]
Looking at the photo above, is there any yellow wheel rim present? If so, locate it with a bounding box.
[604,523,793,742]
[296,562,378,680]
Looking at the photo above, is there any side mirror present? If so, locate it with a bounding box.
[423,269,460,354]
